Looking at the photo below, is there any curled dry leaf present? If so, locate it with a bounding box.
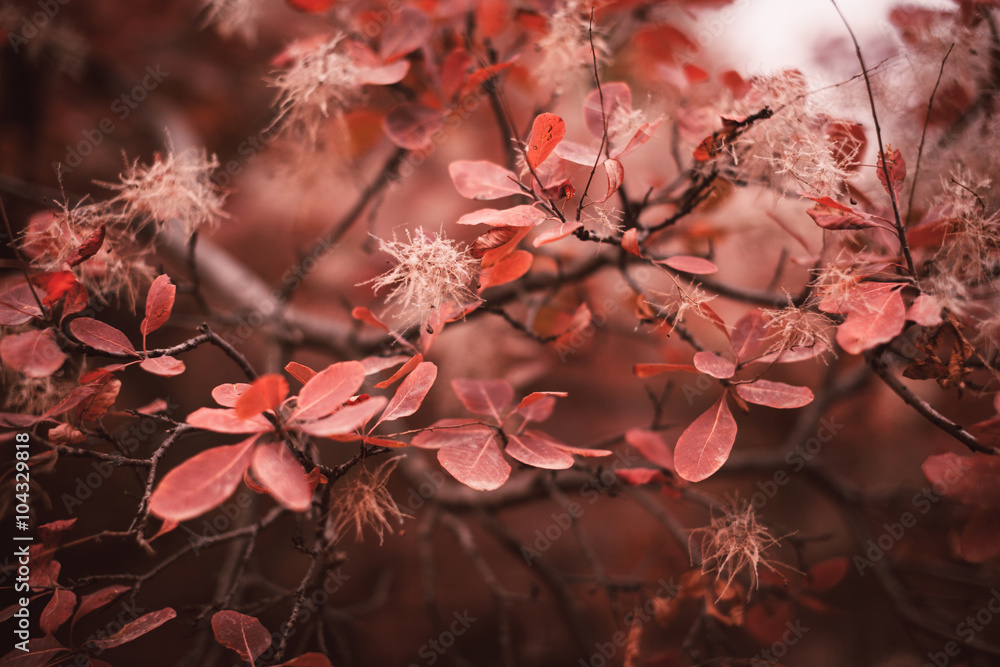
[140,274,176,337]
[87,607,176,650]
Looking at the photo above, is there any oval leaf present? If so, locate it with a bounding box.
[186,407,273,434]
[594,159,624,204]
[375,361,437,426]
[449,160,523,200]
[506,431,574,469]
[212,383,252,408]
[0,328,67,378]
[674,395,738,483]
[291,361,366,421]
[735,380,814,409]
[456,205,548,228]
[383,103,444,150]
[436,427,510,490]
[72,585,131,626]
[69,318,138,356]
[139,355,186,376]
[625,428,674,471]
[212,610,272,662]
[88,607,176,650]
[149,436,258,521]
[140,274,176,336]
[40,589,76,635]
[298,395,387,437]
[661,255,718,275]
[478,249,533,291]
[235,374,289,420]
[526,113,566,168]
[451,378,513,422]
[251,443,311,512]
[0,279,45,325]
[693,351,736,379]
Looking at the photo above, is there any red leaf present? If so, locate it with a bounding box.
[0,328,67,378]
[187,407,273,434]
[625,428,674,471]
[583,82,632,139]
[471,226,521,259]
[69,317,138,356]
[805,557,848,593]
[31,271,78,306]
[149,436,259,521]
[361,354,410,376]
[291,361,366,421]
[383,103,444,150]
[251,443,311,512]
[616,468,671,485]
[285,361,318,385]
[906,293,942,326]
[352,306,389,331]
[212,383,252,408]
[140,274,176,337]
[801,193,883,230]
[506,431,575,469]
[297,396,387,437]
[515,391,568,422]
[72,585,130,627]
[456,205,548,227]
[235,374,289,420]
[735,380,814,409]
[212,610,272,662]
[674,394,738,482]
[730,310,770,362]
[633,363,699,378]
[40,589,76,635]
[88,607,176,650]
[692,351,736,379]
[76,373,121,422]
[286,0,335,12]
[436,424,510,490]
[959,510,1000,562]
[526,113,566,169]
[375,354,423,388]
[478,249,533,291]
[661,255,718,275]
[922,453,1000,507]
[830,283,906,354]
[594,159,624,204]
[378,6,431,62]
[0,279,44,324]
[754,343,828,365]
[375,361,437,426]
[278,653,335,667]
[449,161,523,200]
[66,225,105,267]
[876,145,906,199]
[452,378,513,422]
[0,636,69,665]
[139,355,186,376]
[621,228,641,256]
[411,418,487,449]
[533,221,584,247]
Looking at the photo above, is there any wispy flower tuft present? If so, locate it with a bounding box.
[201,0,261,44]
[535,0,606,93]
[328,457,410,545]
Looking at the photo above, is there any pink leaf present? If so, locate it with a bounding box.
[410,418,486,449]
[149,436,259,521]
[186,407,273,434]
[449,160,523,200]
[69,317,138,356]
[730,311,770,362]
[297,396,387,437]
[0,279,44,325]
[633,363,699,378]
[506,431,575,469]
[212,610,272,662]
[251,443,311,512]
[88,607,176,650]
[922,453,1000,507]
[235,374,289,420]
[833,284,906,354]
[452,378,513,422]
[352,306,390,331]
[436,425,510,490]
[906,293,942,327]
[286,361,319,384]
[139,355,186,376]
[378,6,431,61]
[374,354,423,388]
[800,193,883,230]
[583,82,632,138]
[375,361,437,426]
[553,140,602,166]
[611,120,661,159]
[40,589,76,635]
[383,103,444,151]
[616,468,671,485]
[622,228,641,256]
[594,159,624,204]
[692,351,736,379]
[515,391,568,422]
[661,255,718,275]
[355,59,410,85]
[362,354,411,377]
[533,221,583,247]
[0,328,67,378]
[140,274,175,337]
[526,113,566,168]
[478,249,533,291]
[456,205,548,228]
[735,380,814,409]
[754,343,828,365]
[674,394,738,482]
[625,428,673,471]
[291,361,366,421]
[876,145,906,199]
[212,383,252,408]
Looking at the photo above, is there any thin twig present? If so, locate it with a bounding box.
[906,44,954,225]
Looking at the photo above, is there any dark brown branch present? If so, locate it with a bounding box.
[906,44,954,225]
